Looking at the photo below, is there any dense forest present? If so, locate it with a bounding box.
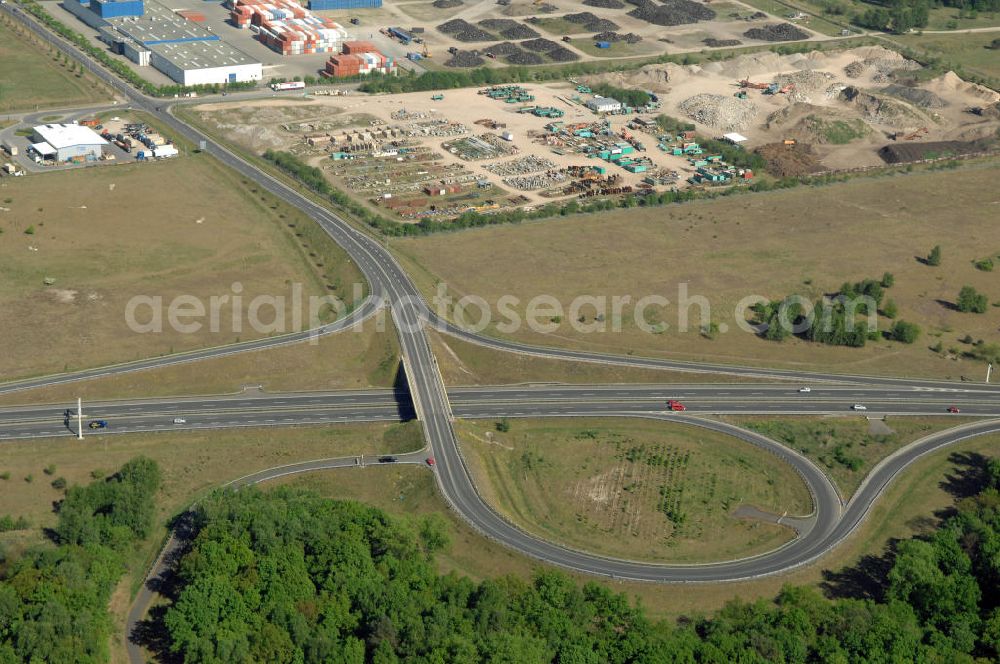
[0,458,161,662]
[160,456,1000,663]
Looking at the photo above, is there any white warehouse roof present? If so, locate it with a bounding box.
[722,132,748,143]
[33,124,108,149]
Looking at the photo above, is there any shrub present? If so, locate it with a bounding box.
[926,244,941,266]
[891,320,920,344]
[974,258,994,272]
[957,286,988,314]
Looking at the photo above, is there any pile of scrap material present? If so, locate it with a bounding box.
[627,0,715,26]
[743,23,809,41]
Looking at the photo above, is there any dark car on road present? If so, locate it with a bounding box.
[88,420,108,429]
[378,456,398,463]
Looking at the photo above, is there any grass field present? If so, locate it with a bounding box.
[0,15,110,112]
[732,415,962,497]
[394,164,1000,379]
[456,417,812,563]
[0,314,400,405]
[274,429,1000,620]
[0,155,365,381]
[893,32,1000,81]
[429,329,771,385]
[0,421,423,533]
[570,39,660,59]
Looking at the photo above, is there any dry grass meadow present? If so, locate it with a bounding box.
[394,164,1000,378]
[0,156,365,381]
[456,417,812,563]
[0,16,111,112]
[0,314,400,405]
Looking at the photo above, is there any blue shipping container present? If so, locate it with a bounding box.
[310,0,381,9]
[595,41,610,48]
[91,0,144,18]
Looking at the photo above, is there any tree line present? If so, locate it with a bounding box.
[751,274,922,347]
[159,458,1000,663]
[0,458,161,662]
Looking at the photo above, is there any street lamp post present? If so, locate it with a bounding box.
[77,397,83,440]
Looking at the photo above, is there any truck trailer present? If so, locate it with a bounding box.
[271,81,306,91]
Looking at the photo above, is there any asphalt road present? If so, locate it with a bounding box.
[1,384,997,440]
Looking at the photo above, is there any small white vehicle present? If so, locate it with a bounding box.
[851,404,867,411]
[798,387,811,393]
[172,418,187,424]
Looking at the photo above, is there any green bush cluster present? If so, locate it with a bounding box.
[160,459,1000,663]
[0,457,161,661]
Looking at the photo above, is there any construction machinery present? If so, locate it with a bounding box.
[431,94,444,101]
[422,42,430,58]
[739,76,769,89]
[734,90,747,99]
[901,126,929,140]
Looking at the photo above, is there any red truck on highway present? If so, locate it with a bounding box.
[667,400,686,411]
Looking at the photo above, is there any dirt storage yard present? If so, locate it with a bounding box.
[456,417,812,563]
[193,46,998,223]
[394,163,1000,379]
[192,89,713,220]
[591,45,1000,172]
[0,156,364,381]
[385,0,826,67]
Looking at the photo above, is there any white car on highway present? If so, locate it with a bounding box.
[798,387,811,393]
[172,418,187,424]
[851,404,867,411]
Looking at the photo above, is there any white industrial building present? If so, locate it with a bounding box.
[66,0,262,86]
[147,41,262,86]
[586,96,623,114]
[31,124,108,162]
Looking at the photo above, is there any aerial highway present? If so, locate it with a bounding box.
[3,7,1000,661]
[0,384,997,441]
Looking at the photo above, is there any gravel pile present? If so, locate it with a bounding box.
[627,0,715,26]
[445,50,486,67]
[584,0,625,6]
[844,54,922,79]
[703,37,741,47]
[880,84,947,109]
[749,11,767,18]
[488,41,523,56]
[678,93,758,131]
[506,50,544,64]
[843,61,865,78]
[594,31,643,43]
[547,46,580,62]
[432,0,463,7]
[839,86,923,125]
[773,70,837,94]
[564,11,619,31]
[521,37,560,52]
[743,23,809,41]
[438,19,497,41]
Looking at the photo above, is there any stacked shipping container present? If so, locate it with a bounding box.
[230,0,346,54]
[322,44,395,77]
